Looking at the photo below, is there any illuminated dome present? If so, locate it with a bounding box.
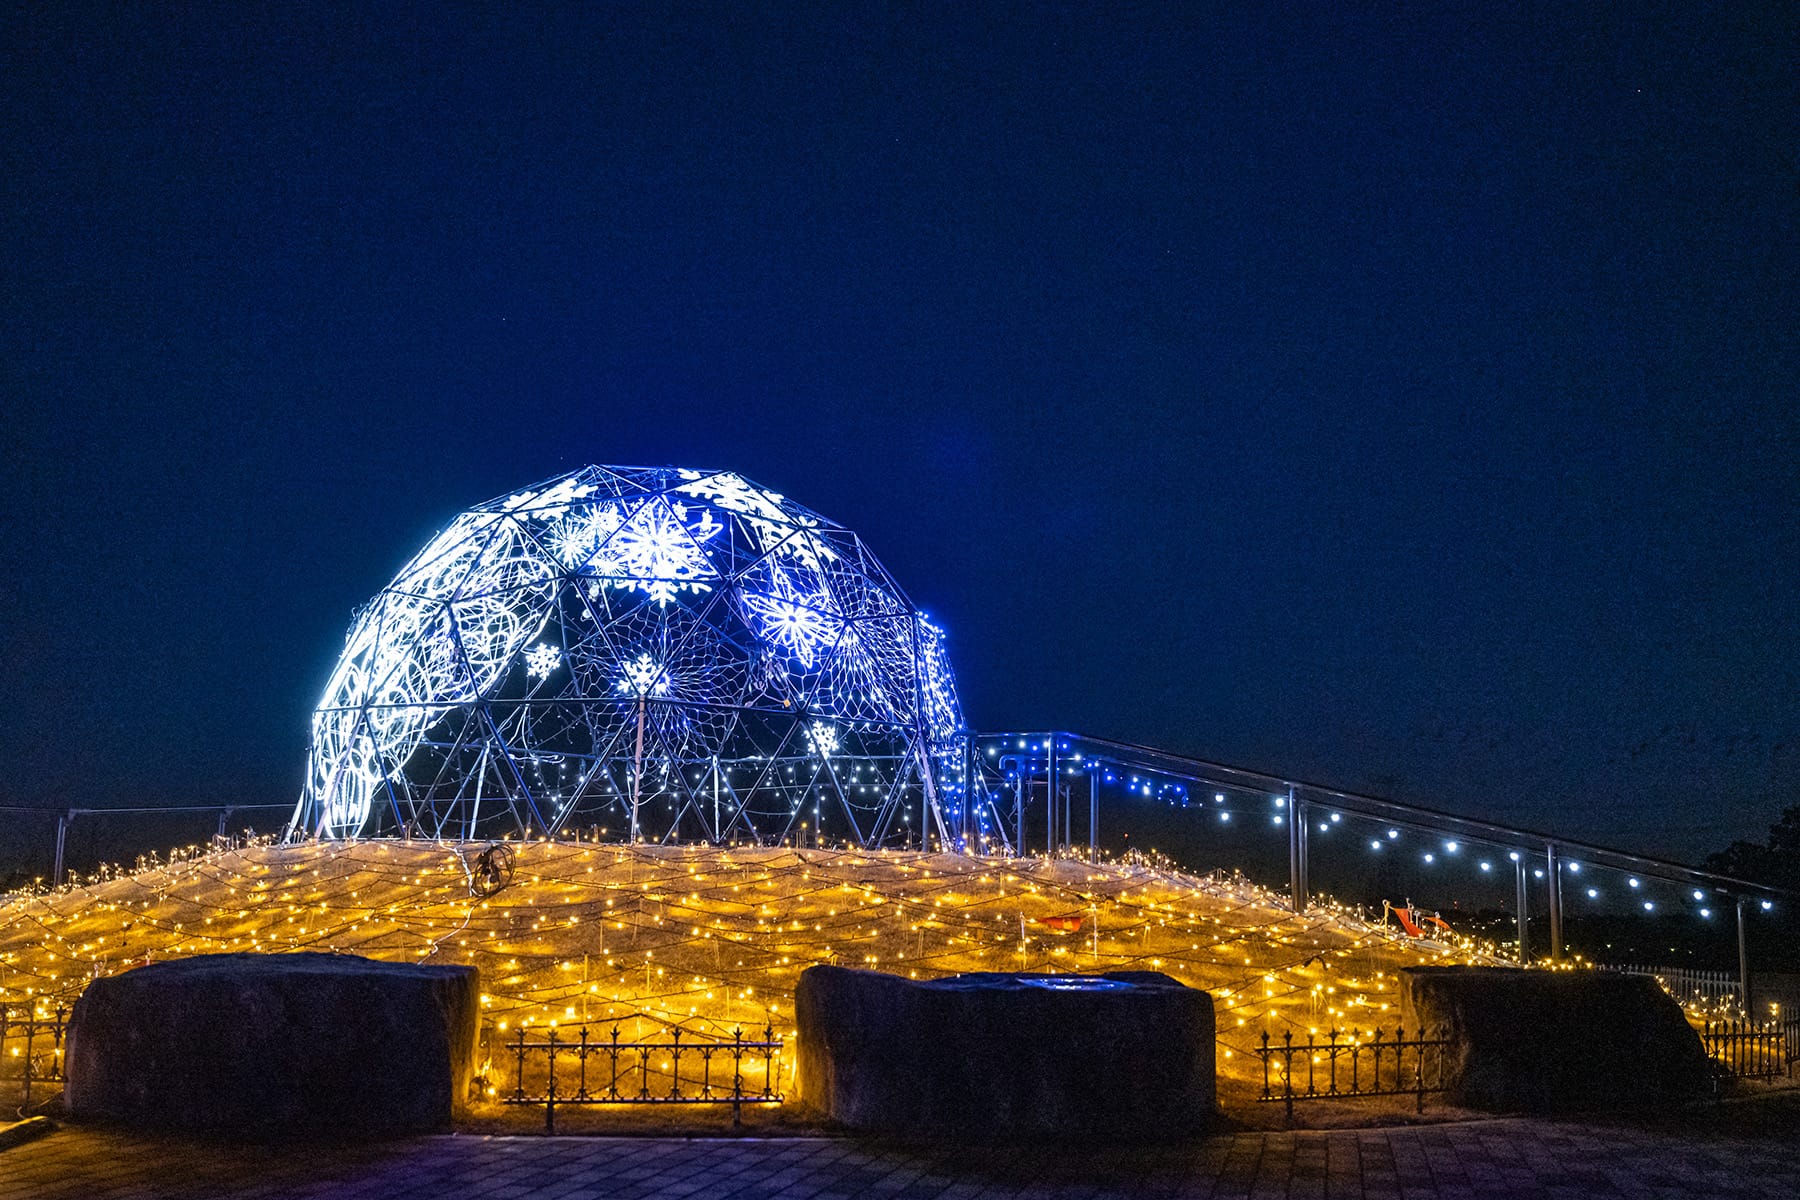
[291,466,965,845]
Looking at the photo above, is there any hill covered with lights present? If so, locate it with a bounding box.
[0,840,1505,1100]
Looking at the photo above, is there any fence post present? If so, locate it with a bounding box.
[53,813,71,887]
[608,1025,621,1100]
[1737,898,1753,1020]
[1415,1026,1426,1113]
[1089,768,1099,863]
[1013,775,1023,861]
[732,1027,744,1128]
[1287,789,1306,914]
[544,1027,558,1134]
[763,1022,777,1100]
[1514,856,1530,964]
[22,1012,36,1107]
[1282,1030,1295,1123]
[1545,843,1562,963]
[511,1027,526,1101]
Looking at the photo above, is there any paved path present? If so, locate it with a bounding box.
[2,1115,1798,1199]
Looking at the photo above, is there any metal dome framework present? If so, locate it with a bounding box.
[291,466,966,847]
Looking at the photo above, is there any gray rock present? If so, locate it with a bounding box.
[796,966,1215,1139]
[66,952,479,1135]
[1400,966,1711,1113]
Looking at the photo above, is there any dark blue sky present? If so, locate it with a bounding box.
[3,3,1795,858]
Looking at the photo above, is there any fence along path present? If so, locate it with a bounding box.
[501,1022,782,1131]
[1,1004,66,1108]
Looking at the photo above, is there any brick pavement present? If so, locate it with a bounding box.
[1,1114,1798,1199]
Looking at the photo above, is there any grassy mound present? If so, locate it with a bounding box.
[1,840,1502,1106]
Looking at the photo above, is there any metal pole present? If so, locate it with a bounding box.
[920,753,928,852]
[1545,843,1562,963]
[1296,797,1308,912]
[961,735,974,847]
[1051,766,1065,849]
[1515,855,1530,964]
[631,695,645,843]
[53,813,69,886]
[1044,738,1055,856]
[1287,787,1304,914]
[1737,897,1753,1020]
[1089,767,1099,863]
[1014,774,1023,859]
[976,737,985,847]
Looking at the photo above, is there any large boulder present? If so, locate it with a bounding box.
[66,952,479,1135]
[1400,966,1710,1113]
[796,966,1214,1138]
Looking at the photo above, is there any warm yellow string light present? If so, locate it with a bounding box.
[0,838,1523,1087]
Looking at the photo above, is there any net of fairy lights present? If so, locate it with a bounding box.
[0,838,1517,1101]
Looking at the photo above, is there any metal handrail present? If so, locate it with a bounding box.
[983,730,1789,901]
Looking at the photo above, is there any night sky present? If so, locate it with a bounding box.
[4,4,1795,863]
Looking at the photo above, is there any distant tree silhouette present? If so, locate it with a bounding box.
[1707,805,1800,892]
[1707,806,1800,973]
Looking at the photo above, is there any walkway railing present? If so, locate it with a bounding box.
[501,1024,783,1131]
[1,1005,67,1108]
[975,732,1789,988]
[1254,1026,1451,1121]
[1601,964,1744,1015]
[0,802,293,886]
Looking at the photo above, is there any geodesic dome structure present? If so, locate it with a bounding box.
[289,466,966,847]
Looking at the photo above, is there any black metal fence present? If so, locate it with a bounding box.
[22,997,1791,1132]
[500,1024,783,1131]
[1,1005,67,1109]
[1702,1017,1798,1082]
[1254,1027,1451,1121]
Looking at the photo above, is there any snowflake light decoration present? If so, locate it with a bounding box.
[548,497,720,605]
[739,566,840,668]
[804,721,839,759]
[292,466,964,848]
[615,652,670,697]
[675,470,833,571]
[524,643,562,678]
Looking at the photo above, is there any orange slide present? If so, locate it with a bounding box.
[1386,900,1427,937]
[1384,901,1452,938]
